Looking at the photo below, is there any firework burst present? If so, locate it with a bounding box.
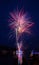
[8,9,34,65]
[9,10,34,35]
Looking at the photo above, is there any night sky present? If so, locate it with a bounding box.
[0,0,39,49]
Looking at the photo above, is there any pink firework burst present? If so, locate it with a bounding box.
[9,9,34,34]
[8,9,34,65]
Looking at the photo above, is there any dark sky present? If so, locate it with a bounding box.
[0,0,39,49]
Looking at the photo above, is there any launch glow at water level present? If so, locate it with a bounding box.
[16,43,23,65]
